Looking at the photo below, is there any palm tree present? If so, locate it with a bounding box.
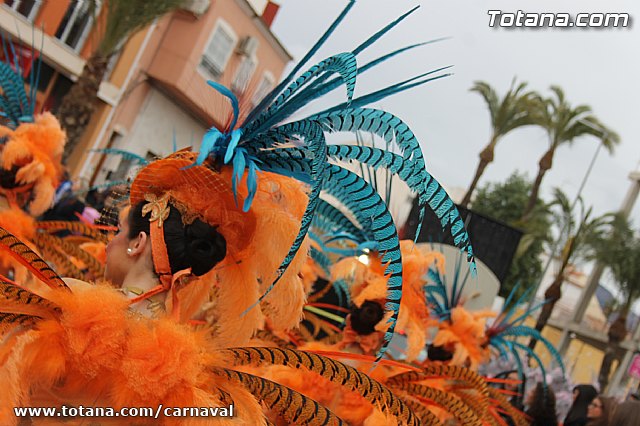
[588,215,640,390]
[470,172,553,299]
[58,0,185,164]
[460,79,540,207]
[528,189,612,350]
[520,86,619,220]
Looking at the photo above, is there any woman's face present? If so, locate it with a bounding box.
[105,207,133,287]
[587,398,603,419]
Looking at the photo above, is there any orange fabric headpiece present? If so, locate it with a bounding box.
[126,191,192,319]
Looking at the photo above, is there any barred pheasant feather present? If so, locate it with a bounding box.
[188,2,475,360]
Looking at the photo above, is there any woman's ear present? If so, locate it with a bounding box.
[128,231,149,256]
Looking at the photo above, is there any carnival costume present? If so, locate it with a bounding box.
[0,50,112,283]
[0,1,498,424]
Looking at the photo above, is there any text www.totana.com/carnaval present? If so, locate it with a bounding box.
[13,405,235,419]
[488,10,631,28]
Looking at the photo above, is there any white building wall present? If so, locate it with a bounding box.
[95,88,207,184]
[125,88,207,158]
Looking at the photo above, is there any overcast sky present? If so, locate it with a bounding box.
[270,0,640,226]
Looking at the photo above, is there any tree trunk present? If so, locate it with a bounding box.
[528,273,563,350]
[598,314,628,392]
[460,137,497,208]
[529,237,575,350]
[521,148,554,221]
[58,53,111,165]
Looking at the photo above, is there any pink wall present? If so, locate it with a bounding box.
[146,0,290,128]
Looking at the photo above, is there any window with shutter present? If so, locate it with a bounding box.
[200,20,237,79]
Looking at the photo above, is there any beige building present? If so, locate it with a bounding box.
[0,0,290,186]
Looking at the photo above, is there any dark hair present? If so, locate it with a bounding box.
[526,383,558,426]
[128,202,226,276]
[564,384,598,426]
[350,301,385,335]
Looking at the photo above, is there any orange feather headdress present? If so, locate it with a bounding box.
[331,241,444,361]
[0,112,66,216]
[428,306,495,370]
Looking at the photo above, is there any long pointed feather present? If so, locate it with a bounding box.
[245,53,358,138]
[242,122,327,314]
[36,221,111,244]
[502,326,565,375]
[387,365,489,398]
[322,165,403,360]
[398,384,482,426]
[33,232,104,278]
[314,70,452,117]
[91,148,149,166]
[285,41,434,116]
[213,368,345,425]
[399,396,442,425]
[352,6,421,55]
[0,227,68,290]
[242,1,356,126]
[0,312,42,333]
[310,108,474,267]
[219,347,420,426]
[0,279,60,313]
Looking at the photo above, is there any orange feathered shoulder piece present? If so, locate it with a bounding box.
[0,281,264,425]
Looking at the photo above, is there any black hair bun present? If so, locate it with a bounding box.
[128,202,228,277]
[0,165,20,188]
[185,219,227,276]
[427,344,454,362]
[350,301,385,335]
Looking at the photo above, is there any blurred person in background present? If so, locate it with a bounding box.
[564,384,598,426]
[526,382,559,426]
[585,396,616,426]
[608,400,640,426]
